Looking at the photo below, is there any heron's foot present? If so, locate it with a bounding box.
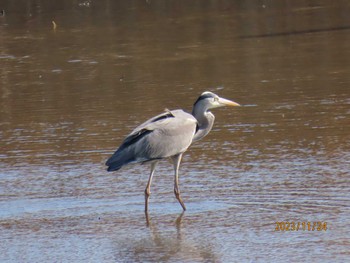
[174,189,186,211]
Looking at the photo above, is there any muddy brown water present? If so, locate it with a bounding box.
[0,1,349,262]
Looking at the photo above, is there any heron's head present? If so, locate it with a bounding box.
[193,91,240,110]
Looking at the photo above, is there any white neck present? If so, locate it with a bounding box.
[191,103,215,142]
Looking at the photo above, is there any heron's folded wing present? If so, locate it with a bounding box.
[107,109,198,167]
[129,110,175,134]
[117,111,175,149]
[121,109,197,150]
[119,128,153,150]
[134,109,196,132]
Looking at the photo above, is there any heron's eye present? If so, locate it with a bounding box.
[214,97,219,102]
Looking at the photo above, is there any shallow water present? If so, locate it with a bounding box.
[1,1,350,262]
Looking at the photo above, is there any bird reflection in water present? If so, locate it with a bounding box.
[129,211,219,262]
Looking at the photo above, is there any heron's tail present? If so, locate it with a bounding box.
[105,148,135,172]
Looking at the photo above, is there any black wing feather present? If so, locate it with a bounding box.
[119,128,152,151]
[150,111,174,123]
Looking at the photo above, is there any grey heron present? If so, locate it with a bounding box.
[106,91,240,211]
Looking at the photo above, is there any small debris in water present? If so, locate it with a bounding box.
[52,21,57,31]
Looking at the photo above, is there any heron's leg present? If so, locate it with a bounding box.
[145,161,157,212]
[172,153,186,211]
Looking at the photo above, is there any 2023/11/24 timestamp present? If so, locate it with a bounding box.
[275,222,327,231]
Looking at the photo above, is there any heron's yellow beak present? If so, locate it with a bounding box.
[218,97,241,107]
